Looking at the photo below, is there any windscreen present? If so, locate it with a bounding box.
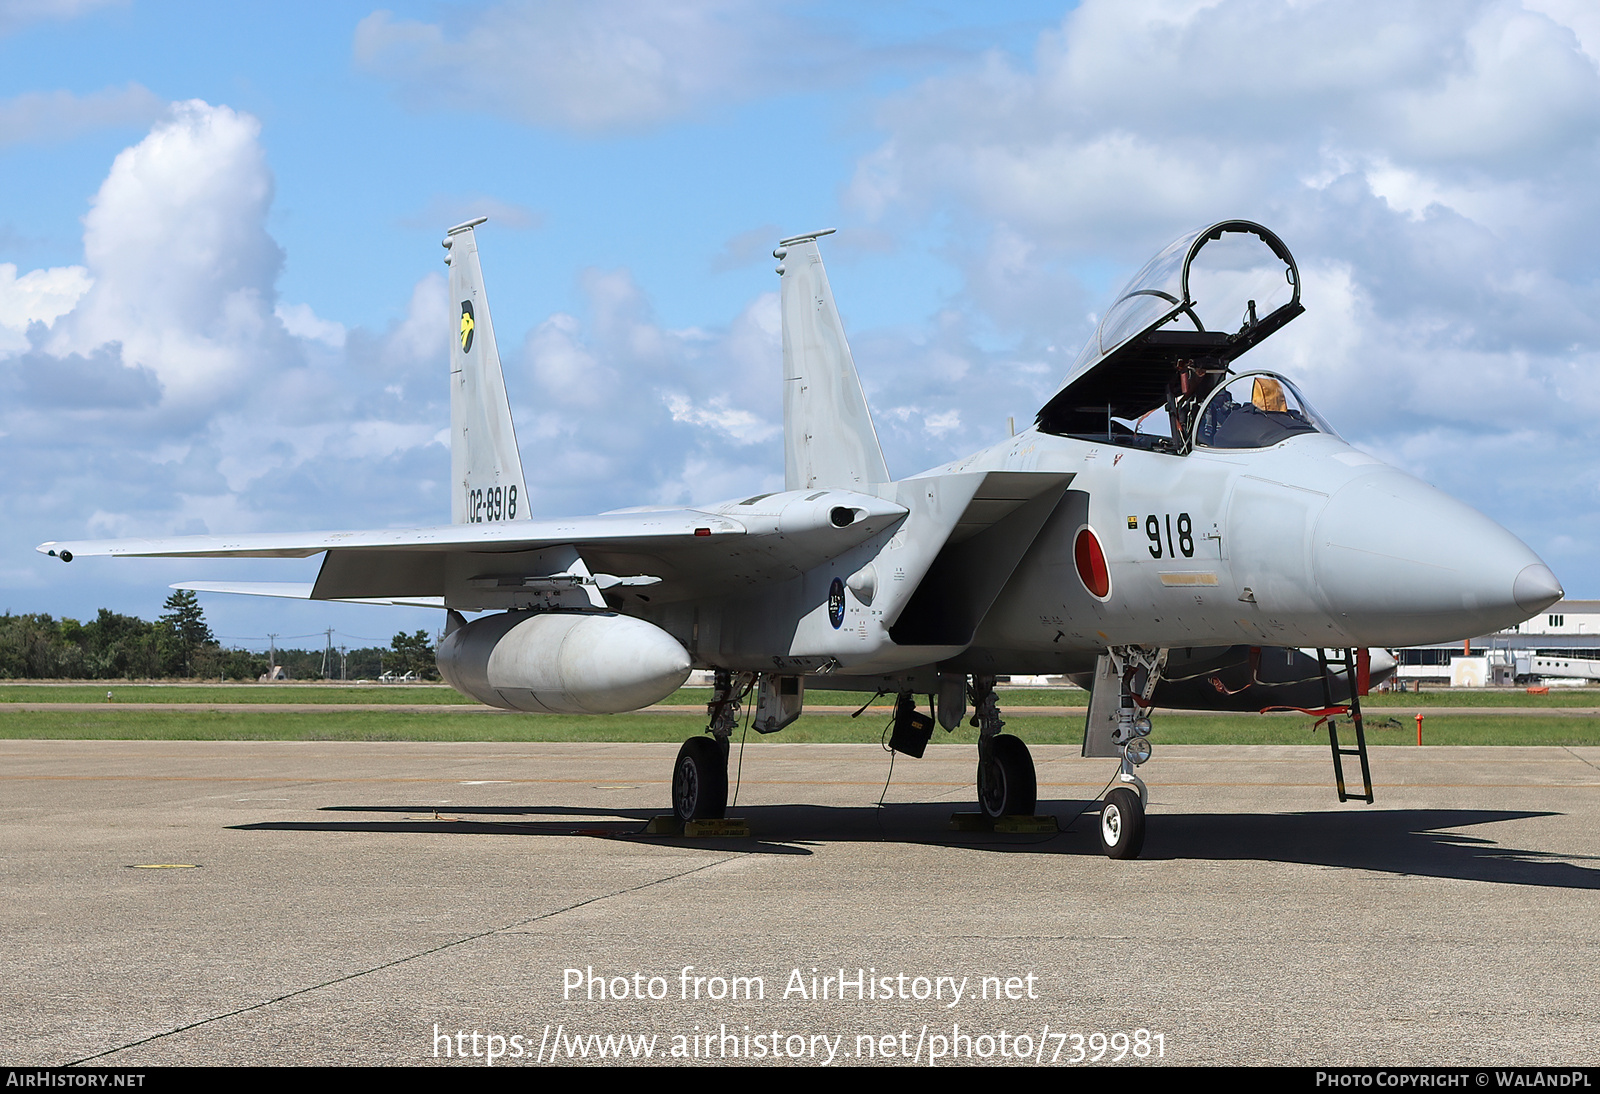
[1193,373,1337,449]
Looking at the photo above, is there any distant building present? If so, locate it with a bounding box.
[1393,599,1600,685]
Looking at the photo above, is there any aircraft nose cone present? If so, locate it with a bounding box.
[1513,563,1563,615]
[1313,469,1556,646]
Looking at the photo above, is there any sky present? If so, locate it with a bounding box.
[2,0,1597,652]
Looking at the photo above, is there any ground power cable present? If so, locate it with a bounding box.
[873,710,899,842]
[730,688,754,809]
[1046,766,1123,846]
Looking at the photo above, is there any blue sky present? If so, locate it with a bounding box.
[3,0,1598,651]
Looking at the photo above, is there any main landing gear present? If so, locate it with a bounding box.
[971,675,1037,820]
[671,669,741,822]
[672,736,727,822]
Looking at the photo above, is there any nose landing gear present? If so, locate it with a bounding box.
[1085,647,1166,859]
[1098,786,1145,859]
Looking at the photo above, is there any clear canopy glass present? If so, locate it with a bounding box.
[1069,221,1299,384]
[1036,220,1304,443]
[1192,372,1338,450]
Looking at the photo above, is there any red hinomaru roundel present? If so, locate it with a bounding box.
[1074,526,1111,599]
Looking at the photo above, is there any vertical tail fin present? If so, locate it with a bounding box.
[775,230,890,491]
[445,218,529,524]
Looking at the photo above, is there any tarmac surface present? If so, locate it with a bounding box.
[3,739,1598,1067]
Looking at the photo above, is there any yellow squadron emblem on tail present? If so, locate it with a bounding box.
[459,300,476,353]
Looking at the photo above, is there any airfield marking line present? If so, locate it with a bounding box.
[0,775,678,784]
[0,774,990,787]
[63,854,745,1067]
[7,775,1598,789]
[1145,780,1593,790]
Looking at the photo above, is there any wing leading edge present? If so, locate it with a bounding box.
[37,509,745,561]
[38,490,915,611]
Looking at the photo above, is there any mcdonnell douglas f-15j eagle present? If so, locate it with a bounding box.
[40,219,1563,858]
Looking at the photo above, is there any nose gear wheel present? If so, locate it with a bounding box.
[1099,786,1145,859]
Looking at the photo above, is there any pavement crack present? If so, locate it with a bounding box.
[65,854,745,1066]
[1562,746,1600,772]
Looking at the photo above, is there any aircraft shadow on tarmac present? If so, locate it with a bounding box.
[227,802,1600,889]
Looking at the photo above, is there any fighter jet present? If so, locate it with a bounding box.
[39,218,1563,859]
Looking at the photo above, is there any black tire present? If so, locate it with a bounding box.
[672,736,727,822]
[1099,786,1145,859]
[976,734,1037,819]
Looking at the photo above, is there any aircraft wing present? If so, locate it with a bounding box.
[37,510,745,560]
[39,492,912,610]
[168,582,447,610]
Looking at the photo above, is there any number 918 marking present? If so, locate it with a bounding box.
[1144,513,1193,559]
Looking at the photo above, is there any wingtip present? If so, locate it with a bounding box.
[776,227,836,249]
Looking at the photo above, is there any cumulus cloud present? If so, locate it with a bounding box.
[346,271,450,390]
[398,194,541,232]
[0,0,120,37]
[2,101,462,579]
[852,1,1600,250]
[1,91,836,640]
[508,270,784,512]
[1,343,161,410]
[353,0,857,132]
[3,95,806,611]
[44,100,293,410]
[711,223,784,273]
[849,307,1062,477]
[0,262,90,353]
[274,302,345,349]
[838,0,1600,582]
[1524,0,1600,66]
[503,249,1063,496]
[0,83,164,146]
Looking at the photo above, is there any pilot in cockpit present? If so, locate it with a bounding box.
[1165,359,1221,446]
[1195,371,1321,449]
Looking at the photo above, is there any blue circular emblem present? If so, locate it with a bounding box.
[828,577,846,629]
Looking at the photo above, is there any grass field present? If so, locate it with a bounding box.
[0,684,478,704]
[5,683,1598,708]
[0,693,1595,746]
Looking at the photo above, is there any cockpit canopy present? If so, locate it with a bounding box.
[1193,372,1337,449]
[1035,220,1304,445]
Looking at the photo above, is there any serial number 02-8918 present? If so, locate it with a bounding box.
[466,485,517,523]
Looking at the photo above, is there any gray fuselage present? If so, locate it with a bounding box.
[648,426,1558,681]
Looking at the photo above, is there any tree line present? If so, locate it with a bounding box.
[0,591,438,681]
